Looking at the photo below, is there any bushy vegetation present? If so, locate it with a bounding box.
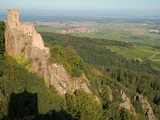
[1,20,160,120]
[65,90,102,120]
[0,56,65,115]
[0,21,103,120]
[47,44,84,77]
[41,32,160,120]
[0,56,103,120]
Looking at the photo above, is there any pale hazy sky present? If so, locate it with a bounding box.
[0,0,160,12]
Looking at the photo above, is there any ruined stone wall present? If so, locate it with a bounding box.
[5,9,92,95]
[6,9,20,28]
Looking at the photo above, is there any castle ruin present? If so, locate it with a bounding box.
[5,9,92,95]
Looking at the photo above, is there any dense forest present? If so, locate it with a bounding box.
[41,32,160,120]
[1,20,160,120]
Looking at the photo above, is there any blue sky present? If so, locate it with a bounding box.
[0,0,160,11]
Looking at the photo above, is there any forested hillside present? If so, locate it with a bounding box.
[41,32,160,120]
[1,19,160,120]
[0,21,102,120]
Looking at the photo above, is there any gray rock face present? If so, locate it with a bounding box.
[5,9,92,95]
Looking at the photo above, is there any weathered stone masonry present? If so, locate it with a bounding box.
[5,9,91,95]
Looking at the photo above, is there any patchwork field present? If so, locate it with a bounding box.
[36,19,160,70]
[37,20,160,46]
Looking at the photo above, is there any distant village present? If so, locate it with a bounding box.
[61,26,91,34]
[149,29,160,34]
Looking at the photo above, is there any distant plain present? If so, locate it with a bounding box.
[36,17,160,70]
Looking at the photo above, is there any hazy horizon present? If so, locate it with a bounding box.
[0,0,160,21]
[1,0,160,11]
[0,0,160,18]
[0,9,160,20]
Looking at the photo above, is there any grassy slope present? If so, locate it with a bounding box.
[106,45,158,60]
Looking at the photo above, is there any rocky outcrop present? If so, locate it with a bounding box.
[138,95,157,120]
[5,9,92,95]
[119,91,136,116]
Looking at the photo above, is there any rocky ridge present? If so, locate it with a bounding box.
[138,95,157,120]
[119,91,136,117]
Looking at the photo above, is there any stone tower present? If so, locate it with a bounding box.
[6,9,20,28]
